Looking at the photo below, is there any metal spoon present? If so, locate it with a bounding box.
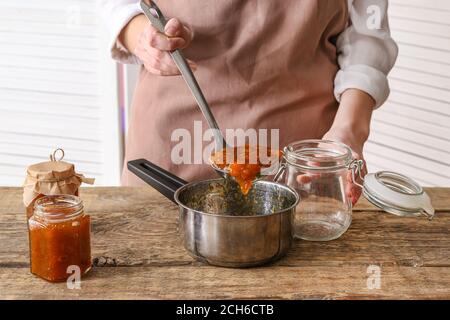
[140,1,228,175]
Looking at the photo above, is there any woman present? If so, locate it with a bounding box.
[100,0,398,204]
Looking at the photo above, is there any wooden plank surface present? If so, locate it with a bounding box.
[0,187,449,300]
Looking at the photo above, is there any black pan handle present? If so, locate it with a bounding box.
[127,159,187,203]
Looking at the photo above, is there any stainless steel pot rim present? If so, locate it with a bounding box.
[174,179,300,218]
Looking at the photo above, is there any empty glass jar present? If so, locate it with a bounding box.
[279,140,355,241]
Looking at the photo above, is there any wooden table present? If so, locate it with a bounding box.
[1,187,449,299]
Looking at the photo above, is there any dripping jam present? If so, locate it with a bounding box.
[211,145,282,195]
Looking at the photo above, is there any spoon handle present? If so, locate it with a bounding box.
[140,0,227,151]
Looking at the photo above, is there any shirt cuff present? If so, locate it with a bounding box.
[107,3,143,65]
[334,64,390,109]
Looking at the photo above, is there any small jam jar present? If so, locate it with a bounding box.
[28,195,91,282]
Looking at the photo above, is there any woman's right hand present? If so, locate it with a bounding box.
[121,15,195,76]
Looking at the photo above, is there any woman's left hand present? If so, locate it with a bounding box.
[295,89,373,205]
[322,126,367,206]
[321,89,375,205]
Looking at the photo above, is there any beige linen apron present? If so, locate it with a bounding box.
[123,0,348,185]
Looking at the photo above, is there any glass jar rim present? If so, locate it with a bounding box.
[283,139,353,171]
[34,194,84,223]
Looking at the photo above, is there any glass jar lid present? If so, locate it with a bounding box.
[362,171,434,219]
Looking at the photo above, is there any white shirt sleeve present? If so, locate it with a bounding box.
[98,0,143,64]
[334,0,399,108]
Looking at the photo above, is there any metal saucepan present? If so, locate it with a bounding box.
[128,159,299,268]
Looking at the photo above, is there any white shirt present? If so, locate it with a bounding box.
[99,0,398,108]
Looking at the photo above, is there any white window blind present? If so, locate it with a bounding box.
[365,0,450,187]
[0,0,123,186]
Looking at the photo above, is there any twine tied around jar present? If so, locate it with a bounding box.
[23,148,95,216]
[49,148,65,162]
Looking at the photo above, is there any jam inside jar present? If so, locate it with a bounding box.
[28,195,91,282]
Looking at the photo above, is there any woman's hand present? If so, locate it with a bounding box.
[120,15,195,75]
[322,126,367,206]
[323,89,375,205]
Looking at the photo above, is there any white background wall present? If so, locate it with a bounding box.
[365,0,450,186]
[0,0,449,187]
[0,0,123,186]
